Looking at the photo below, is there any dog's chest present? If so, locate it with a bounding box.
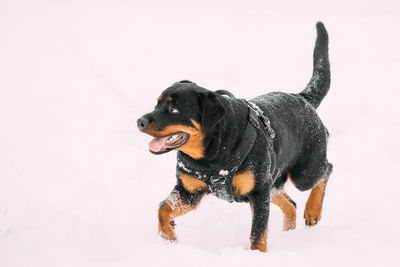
[177,160,239,202]
[177,159,256,202]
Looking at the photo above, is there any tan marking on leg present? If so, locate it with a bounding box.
[179,172,208,193]
[158,194,204,241]
[232,171,255,195]
[271,192,296,231]
[249,201,268,252]
[142,119,205,159]
[304,177,328,226]
[158,201,177,241]
[250,230,267,252]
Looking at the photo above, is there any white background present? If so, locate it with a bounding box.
[0,0,399,266]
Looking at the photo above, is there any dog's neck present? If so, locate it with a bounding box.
[202,97,249,166]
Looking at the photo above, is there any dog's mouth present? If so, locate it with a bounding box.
[148,132,189,154]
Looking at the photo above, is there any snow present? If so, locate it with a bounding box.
[1,0,400,266]
[177,161,191,173]
[219,170,229,176]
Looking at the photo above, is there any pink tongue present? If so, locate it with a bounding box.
[149,136,169,152]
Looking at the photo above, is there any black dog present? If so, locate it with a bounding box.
[137,22,332,252]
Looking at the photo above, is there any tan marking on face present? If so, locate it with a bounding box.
[179,172,208,193]
[178,120,205,159]
[144,119,205,159]
[158,95,162,102]
[167,96,173,101]
[271,192,296,231]
[232,171,255,195]
[250,230,267,252]
[158,193,205,241]
[304,177,328,226]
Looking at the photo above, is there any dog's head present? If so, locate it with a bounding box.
[137,81,227,159]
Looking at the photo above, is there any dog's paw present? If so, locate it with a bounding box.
[158,220,177,241]
[283,217,296,231]
[304,203,322,226]
[250,232,268,253]
[158,201,177,241]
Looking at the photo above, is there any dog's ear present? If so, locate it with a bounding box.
[198,92,227,133]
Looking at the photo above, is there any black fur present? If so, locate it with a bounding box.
[138,22,332,249]
[299,22,331,109]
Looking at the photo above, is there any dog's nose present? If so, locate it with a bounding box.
[137,117,150,130]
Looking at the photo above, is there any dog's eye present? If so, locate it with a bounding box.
[169,105,179,114]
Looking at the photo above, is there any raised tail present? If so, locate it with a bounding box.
[299,22,330,109]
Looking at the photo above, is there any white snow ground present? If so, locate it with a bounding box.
[0,0,399,266]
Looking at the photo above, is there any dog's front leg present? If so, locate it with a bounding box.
[249,192,271,252]
[158,183,206,241]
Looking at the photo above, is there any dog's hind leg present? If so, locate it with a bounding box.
[271,191,297,231]
[303,162,332,226]
[288,143,332,226]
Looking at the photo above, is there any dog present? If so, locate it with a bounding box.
[137,22,332,252]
